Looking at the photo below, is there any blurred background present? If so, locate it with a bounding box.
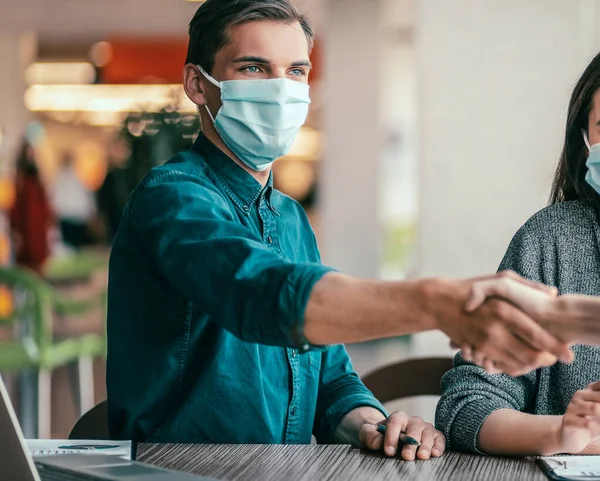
[0,0,598,438]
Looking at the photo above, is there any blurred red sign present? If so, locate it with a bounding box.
[101,38,188,84]
[101,37,320,85]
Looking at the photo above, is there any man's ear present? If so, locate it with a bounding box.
[183,63,208,106]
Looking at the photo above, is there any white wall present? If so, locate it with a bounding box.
[319,0,417,278]
[416,0,599,280]
[412,0,600,356]
[320,0,384,278]
[380,44,417,226]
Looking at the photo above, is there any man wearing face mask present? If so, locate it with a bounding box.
[107,0,582,460]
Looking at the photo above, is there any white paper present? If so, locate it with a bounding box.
[542,456,600,480]
[26,439,132,460]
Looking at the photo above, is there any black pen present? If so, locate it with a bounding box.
[377,424,421,446]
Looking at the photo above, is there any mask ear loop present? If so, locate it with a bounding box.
[583,129,592,151]
[197,65,220,123]
[197,65,221,88]
[203,105,216,123]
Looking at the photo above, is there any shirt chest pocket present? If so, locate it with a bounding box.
[300,351,322,377]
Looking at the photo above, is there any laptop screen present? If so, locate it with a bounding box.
[0,376,40,481]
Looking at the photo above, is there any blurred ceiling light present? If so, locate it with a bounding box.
[89,41,113,68]
[44,111,77,124]
[286,126,321,160]
[44,111,125,127]
[85,111,125,127]
[24,84,196,113]
[25,62,96,86]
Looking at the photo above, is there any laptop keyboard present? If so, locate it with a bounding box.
[37,465,98,481]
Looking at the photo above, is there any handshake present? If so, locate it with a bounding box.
[440,270,598,377]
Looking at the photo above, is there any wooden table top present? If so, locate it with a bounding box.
[137,444,548,481]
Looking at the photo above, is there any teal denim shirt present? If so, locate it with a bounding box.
[106,133,386,444]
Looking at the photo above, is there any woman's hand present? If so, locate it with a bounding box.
[550,382,600,454]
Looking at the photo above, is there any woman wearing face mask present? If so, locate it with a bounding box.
[435,52,600,457]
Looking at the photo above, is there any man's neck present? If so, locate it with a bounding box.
[202,126,271,187]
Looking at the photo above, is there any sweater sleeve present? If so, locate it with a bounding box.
[435,220,552,453]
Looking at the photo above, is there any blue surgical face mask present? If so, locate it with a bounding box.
[584,131,600,195]
[197,66,310,172]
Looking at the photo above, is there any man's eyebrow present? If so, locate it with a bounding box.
[291,60,312,68]
[231,56,312,69]
[232,56,271,64]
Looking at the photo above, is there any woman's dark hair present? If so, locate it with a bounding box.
[550,52,600,210]
[186,0,314,74]
[15,140,39,177]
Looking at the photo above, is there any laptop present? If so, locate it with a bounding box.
[0,376,216,480]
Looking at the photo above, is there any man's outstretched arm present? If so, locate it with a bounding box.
[305,271,572,377]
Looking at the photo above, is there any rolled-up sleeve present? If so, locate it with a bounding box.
[131,171,334,348]
[313,344,387,443]
[435,354,537,453]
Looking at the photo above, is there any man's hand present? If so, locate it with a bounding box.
[550,382,600,454]
[359,411,445,460]
[334,408,444,461]
[428,271,572,377]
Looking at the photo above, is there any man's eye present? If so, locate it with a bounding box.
[290,68,306,76]
[243,66,261,73]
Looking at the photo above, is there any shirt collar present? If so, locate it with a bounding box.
[193,133,275,214]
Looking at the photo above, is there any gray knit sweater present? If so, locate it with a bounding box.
[435,199,600,453]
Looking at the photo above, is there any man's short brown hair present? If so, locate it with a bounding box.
[186,0,315,74]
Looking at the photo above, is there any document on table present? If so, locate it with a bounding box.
[538,456,600,480]
[26,439,132,460]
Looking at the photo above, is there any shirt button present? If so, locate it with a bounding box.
[267,236,273,244]
[291,350,296,358]
[242,205,250,213]
[291,407,297,416]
